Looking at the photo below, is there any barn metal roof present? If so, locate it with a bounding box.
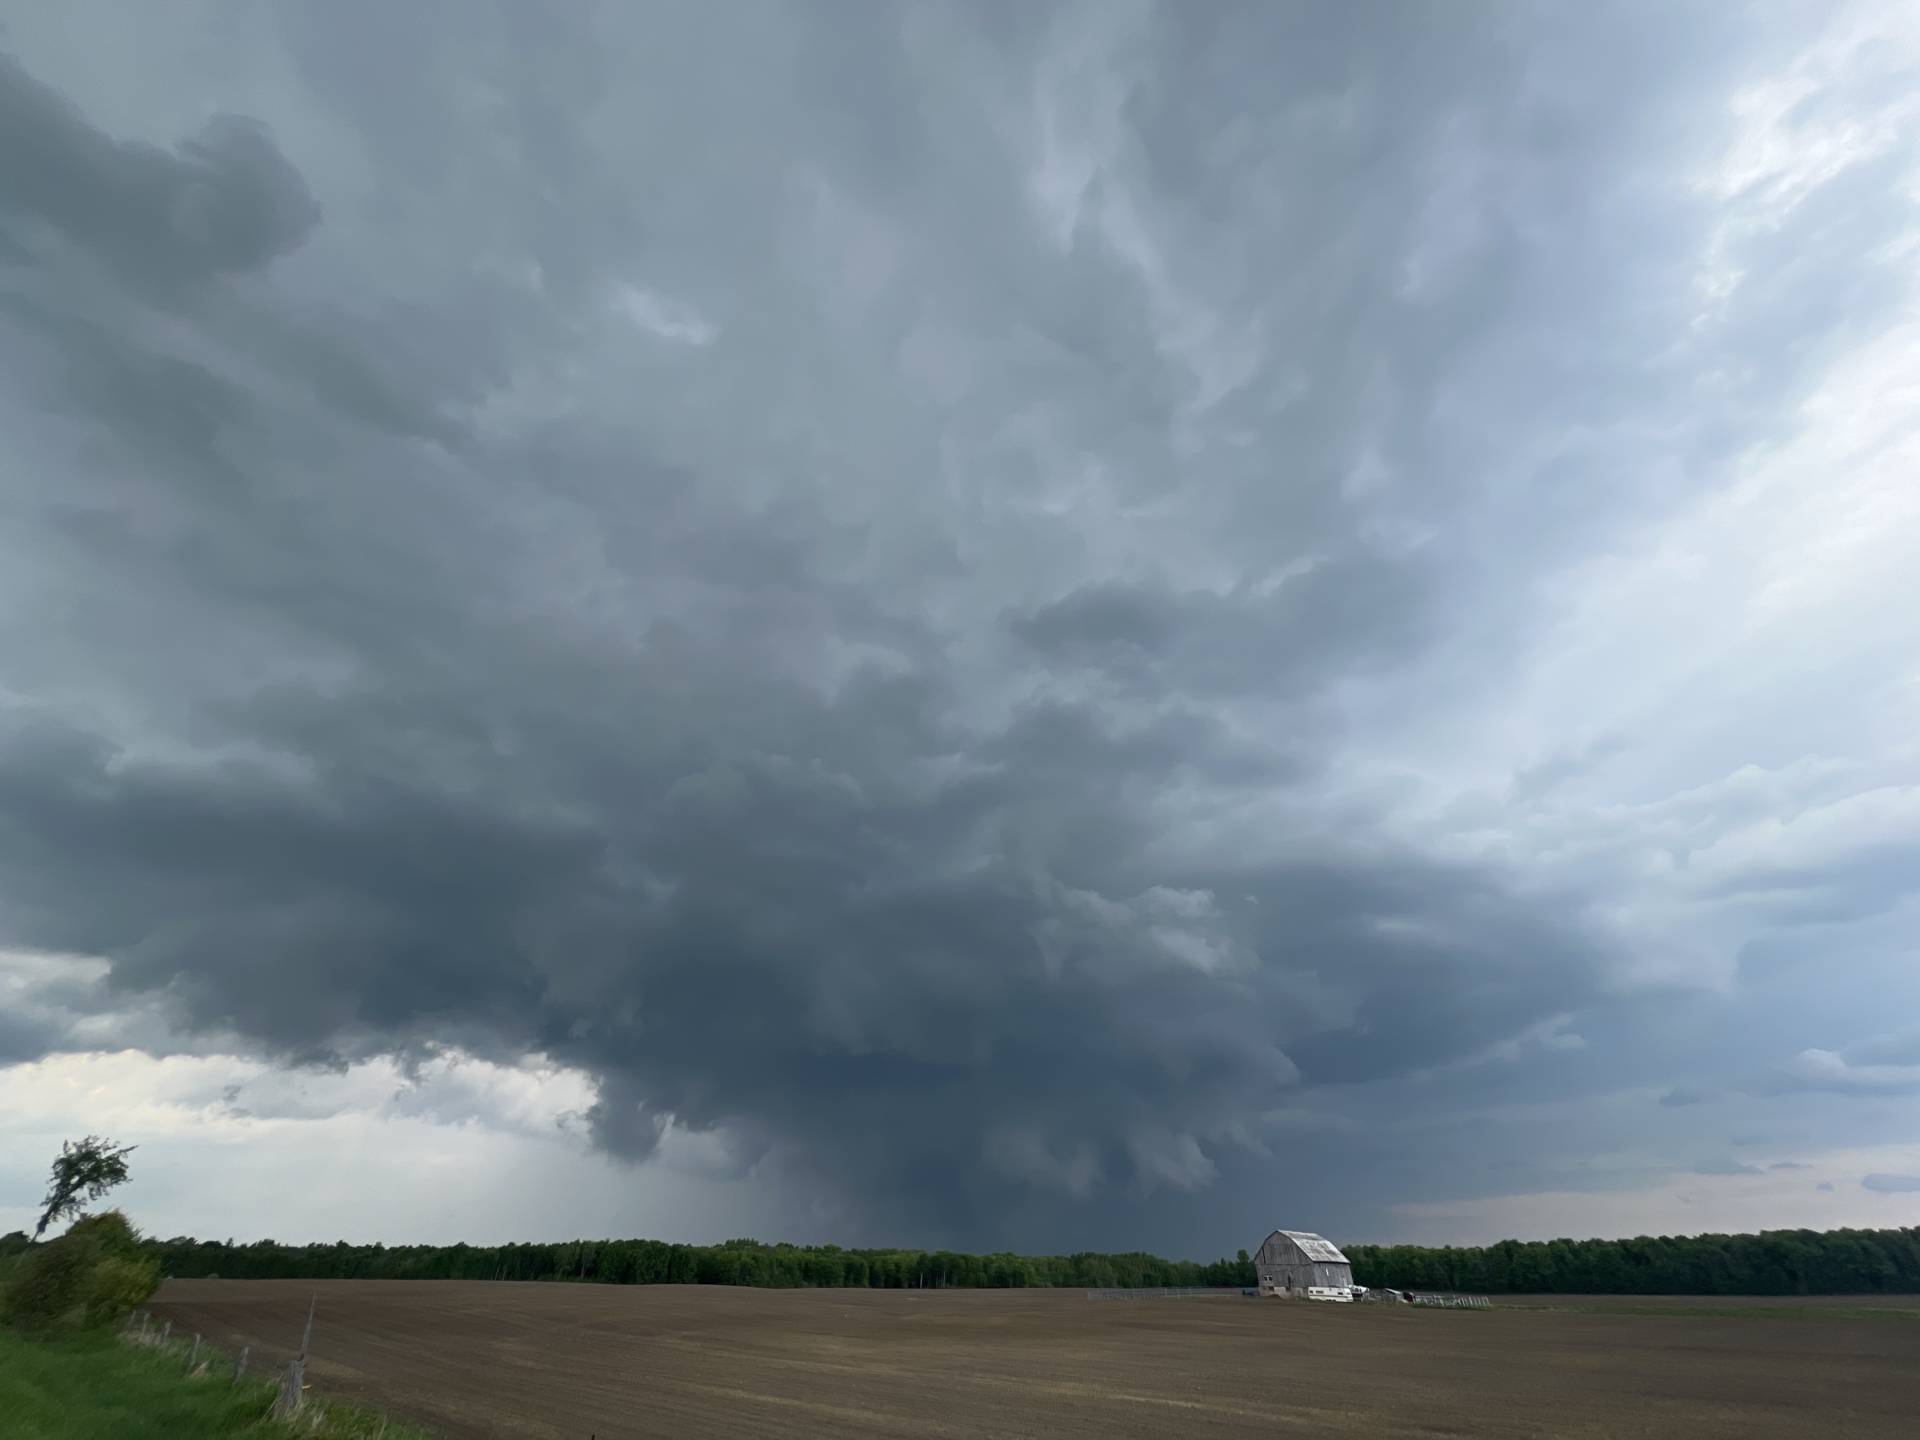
[1275,1230,1349,1264]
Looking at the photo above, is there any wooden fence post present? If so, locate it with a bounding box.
[187,1333,201,1370]
[234,1346,250,1384]
[273,1359,305,1418]
[160,1319,172,1345]
[271,1293,317,1418]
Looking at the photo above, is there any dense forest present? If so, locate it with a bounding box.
[140,1234,1253,1290]
[99,1225,1920,1296]
[1344,1227,1920,1295]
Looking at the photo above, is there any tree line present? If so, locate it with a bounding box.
[137,1234,1258,1290]
[1346,1228,1920,1295]
[124,1225,1920,1295]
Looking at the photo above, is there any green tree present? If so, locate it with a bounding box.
[32,1137,136,1243]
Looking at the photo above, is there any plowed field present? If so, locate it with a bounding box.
[149,1280,1920,1438]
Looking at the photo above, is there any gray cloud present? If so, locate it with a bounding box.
[1861,1174,1920,1194]
[1,0,1917,1251]
[1010,555,1433,700]
[0,51,317,295]
[1771,1047,1920,1096]
[1660,1088,1715,1109]
[1848,1029,1920,1068]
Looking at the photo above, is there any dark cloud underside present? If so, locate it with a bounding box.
[2,0,1916,1249]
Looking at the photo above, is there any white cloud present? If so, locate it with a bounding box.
[1304,4,1920,1015]
[0,1048,788,1246]
[609,283,718,347]
[1698,0,1920,307]
[1344,216,1920,992]
[1782,1048,1920,1093]
[1392,1138,1920,1244]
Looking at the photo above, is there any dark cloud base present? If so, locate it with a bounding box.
[2,1,1915,1251]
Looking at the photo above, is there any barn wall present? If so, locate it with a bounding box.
[1260,1263,1311,1290]
[1254,1235,1354,1293]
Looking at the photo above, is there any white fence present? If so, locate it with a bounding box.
[1084,1285,1492,1306]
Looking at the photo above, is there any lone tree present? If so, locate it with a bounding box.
[33,1135,136,1242]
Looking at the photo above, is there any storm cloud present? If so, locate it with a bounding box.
[3,1,1918,1252]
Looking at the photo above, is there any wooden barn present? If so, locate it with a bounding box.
[1254,1229,1353,1298]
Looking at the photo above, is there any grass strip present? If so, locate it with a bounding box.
[0,1325,431,1439]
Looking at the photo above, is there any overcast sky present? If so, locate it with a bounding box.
[3,1,1919,1258]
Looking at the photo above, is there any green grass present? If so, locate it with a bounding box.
[0,1326,431,1439]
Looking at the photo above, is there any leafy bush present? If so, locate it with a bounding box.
[0,1229,102,1330]
[63,1210,145,1262]
[82,1254,160,1327]
[0,1210,158,1332]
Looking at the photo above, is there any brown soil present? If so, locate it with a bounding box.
[1499,1291,1920,1310]
[149,1280,1919,1439]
